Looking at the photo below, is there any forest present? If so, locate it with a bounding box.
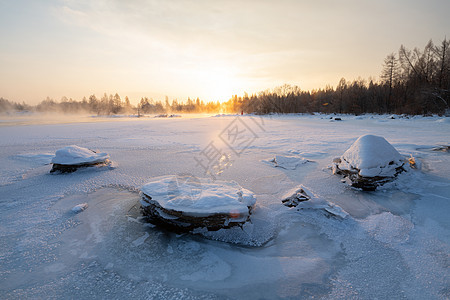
[1,38,449,116]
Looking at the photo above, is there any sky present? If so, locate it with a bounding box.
[1,0,449,105]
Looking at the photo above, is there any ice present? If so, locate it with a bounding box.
[15,153,54,165]
[0,114,449,299]
[360,212,414,245]
[131,232,150,247]
[179,252,232,282]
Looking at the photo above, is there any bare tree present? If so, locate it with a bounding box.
[381,53,400,112]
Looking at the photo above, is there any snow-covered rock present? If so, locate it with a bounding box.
[50,145,110,173]
[333,135,406,190]
[140,175,256,231]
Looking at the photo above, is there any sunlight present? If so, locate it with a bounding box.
[193,63,239,103]
[206,74,236,103]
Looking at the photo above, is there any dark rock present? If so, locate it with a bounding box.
[333,166,404,191]
[140,194,253,232]
[281,188,311,207]
[50,161,110,173]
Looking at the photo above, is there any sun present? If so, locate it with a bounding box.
[207,76,236,102]
[192,62,239,103]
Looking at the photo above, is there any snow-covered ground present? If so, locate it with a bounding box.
[0,113,449,299]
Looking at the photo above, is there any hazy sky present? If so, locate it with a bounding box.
[1,0,449,104]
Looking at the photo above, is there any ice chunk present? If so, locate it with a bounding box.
[268,155,310,170]
[71,203,88,213]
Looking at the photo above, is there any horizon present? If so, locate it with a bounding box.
[1,0,449,105]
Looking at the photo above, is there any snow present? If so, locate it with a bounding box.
[337,134,405,177]
[141,176,256,217]
[0,114,449,299]
[52,145,109,165]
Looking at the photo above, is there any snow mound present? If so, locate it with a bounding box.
[140,175,256,231]
[333,135,406,190]
[52,145,109,166]
[268,155,310,170]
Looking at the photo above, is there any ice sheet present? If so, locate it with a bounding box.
[0,114,449,299]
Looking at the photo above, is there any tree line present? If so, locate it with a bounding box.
[1,38,449,116]
[0,94,222,115]
[222,38,449,115]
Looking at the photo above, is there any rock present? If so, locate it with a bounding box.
[281,188,311,207]
[333,135,406,191]
[140,175,256,232]
[50,145,110,173]
[281,186,348,218]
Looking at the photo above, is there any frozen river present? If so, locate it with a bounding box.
[0,114,449,299]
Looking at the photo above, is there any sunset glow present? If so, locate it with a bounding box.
[1,0,449,104]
